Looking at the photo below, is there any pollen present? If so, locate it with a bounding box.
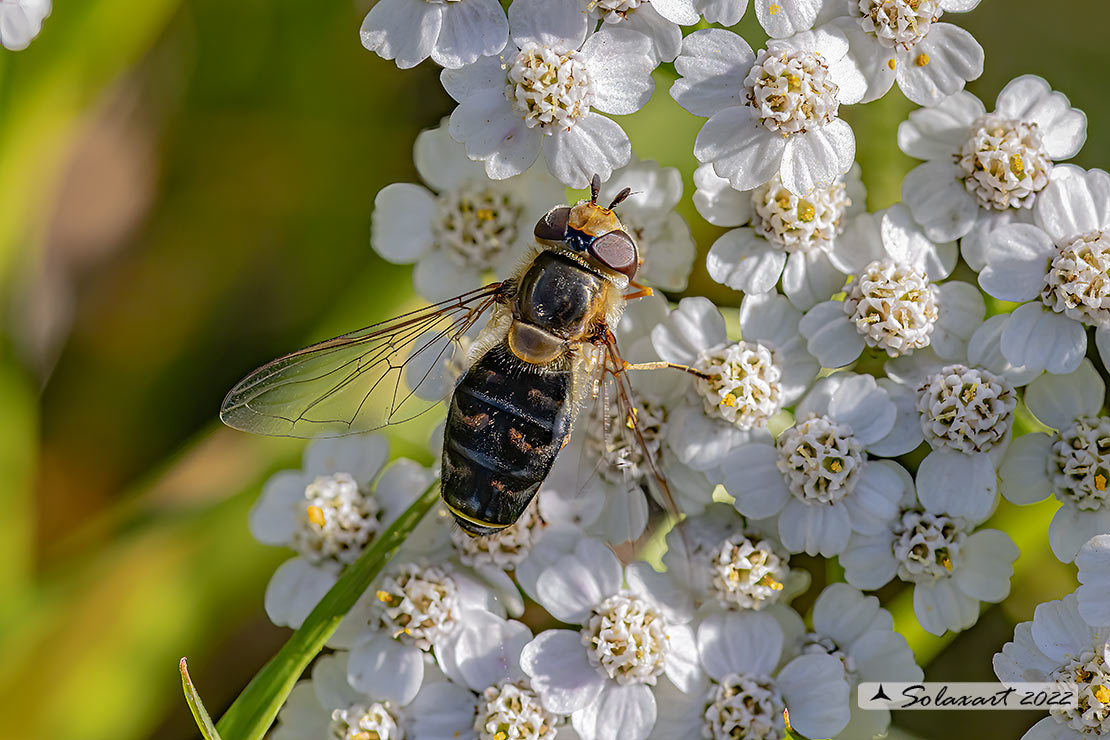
[376,590,394,603]
[797,201,816,222]
[722,393,738,408]
[476,208,495,221]
[1095,685,1110,704]
[888,58,896,70]
[915,53,930,66]
[1097,474,1107,492]
[1010,154,1026,180]
[306,505,326,527]
[769,3,781,14]
[941,555,954,572]
[758,574,784,591]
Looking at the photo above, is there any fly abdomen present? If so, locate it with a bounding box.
[441,342,573,535]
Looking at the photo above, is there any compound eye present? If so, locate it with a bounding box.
[588,230,638,279]
[534,206,571,242]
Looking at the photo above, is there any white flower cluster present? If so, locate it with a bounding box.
[242,2,1110,740]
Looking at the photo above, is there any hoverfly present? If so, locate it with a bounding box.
[221,175,704,536]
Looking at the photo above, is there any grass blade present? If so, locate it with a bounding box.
[213,479,440,740]
[181,658,223,740]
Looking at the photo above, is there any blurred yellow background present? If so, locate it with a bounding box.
[0,2,1104,739]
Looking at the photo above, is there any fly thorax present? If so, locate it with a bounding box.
[1051,416,1110,511]
[917,364,1017,453]
[433,186,522,270]
[372,562,460,650]
[506,45,593,131]
[474,680,558,740]
[844,259,938,357]
[1041,231,1110,326]
[293,473,383,566]
[958,114,1052,211]
[893,509,967,583]
[450,498,546,568]
[745,48,839,136]
[703,673,786,740]
[751,176,851,253]
[776,414,865,505]
[329,702,404,740]
[581,592,668,684]
[1049,650,1110,735]
[852,0,941,51]
[709,534,789,610]
[694,341,784,429]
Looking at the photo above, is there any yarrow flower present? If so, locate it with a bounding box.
[249,434,435,629]
[692,0,748,26]
[979,166,1110,375]
[840,464,1018,636]
[799,584,923,740]
[411,610,567,740]
[652,610,851,740]
[0,0,50,51]
[582,0,698,64]
[520,538,699,740]
[273,652,416,740]
[651,294,819,473]
[819,0,984,105]
[360,0,508,69]
[994,594,1110,740]
[662,504,811,614]
[671,27,865,197]
[441,0,656,186]
[723,373,918,557]
[898,75,1087,253]
[1000,360,1110,563]
[697,163,867,309]
[371,121,565,300]
[798,204,984,368]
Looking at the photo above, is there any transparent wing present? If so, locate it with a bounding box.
[220,283,508,438]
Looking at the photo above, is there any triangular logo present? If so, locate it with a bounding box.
[870,684,892,701]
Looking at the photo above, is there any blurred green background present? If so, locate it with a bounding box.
[0,2,1104,739]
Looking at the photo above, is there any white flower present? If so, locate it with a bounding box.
[0,0,50,51]
[819,0,984,106]
[692,0,748,27]
[360,0,508,69]
[520,538,699,740]
[1077,535,1110,628]
[334,556,506,706]
[651,610,850,740]
[697,163,867,309]
[840,466,1018,636]
[372,121,565,301]
[273,652,416,740]
[799,204,984,368]
[541,295,715,543]
[441,0,656,187]
[999,359,1110,563]
[651,294,819,473]
[671,26,865,197]
[584,0,699,63]
[661,504,811,613]
[994,594,1110,740]
[800,584,922,740]
[411,610,572,740]
[883,316,1039,523]
[723,374,917,557]
[979,166,1110,375]
[597,158,697,291]
[249,434,435,629]
[898,76,1087,252]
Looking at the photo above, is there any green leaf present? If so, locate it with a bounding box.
[181,658,223,740]
[213,479,441,740]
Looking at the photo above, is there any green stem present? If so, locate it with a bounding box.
[210,479,441,740]
[181,658,223,740]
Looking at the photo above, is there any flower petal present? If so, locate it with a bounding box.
[999,433,1053,505]
[1035,166,1110,243]
[698,611,783,679]
[780,119,855,196]
[777,654,851,739]
[995,74,1087,160]
[917,449,996,523]
[898,90,983,161]
[1076,535,1110,627]
[521,630,607,714]
[755,0,823,38]
[978,224,1055,301]
[360,0,442,69]
[348,634,425,704]
[706,229,786,295]
[449,89,540,180]
[693,163,752,227]
[782,249,846,310]
[1024,358,1105,429]
[509,0,587,50]
[778,497,853,556]
[695,107,786,192]
[672,29,755,117]
[954,529,1019,602]
[999,303,1087,375]
[543,114,631,188]
[572,683,656,740]
[721,442,791,519]
[582,29,655,115]
[534,537,622,622]
[912,577,979,635]
[894,23,983,106]
[652,296,727,365]
[799,300,865,368]
[432,0,509,68]
[901,160,978,242]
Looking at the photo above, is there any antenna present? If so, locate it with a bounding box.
[590,173,601,204]
[608,187,633,209]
